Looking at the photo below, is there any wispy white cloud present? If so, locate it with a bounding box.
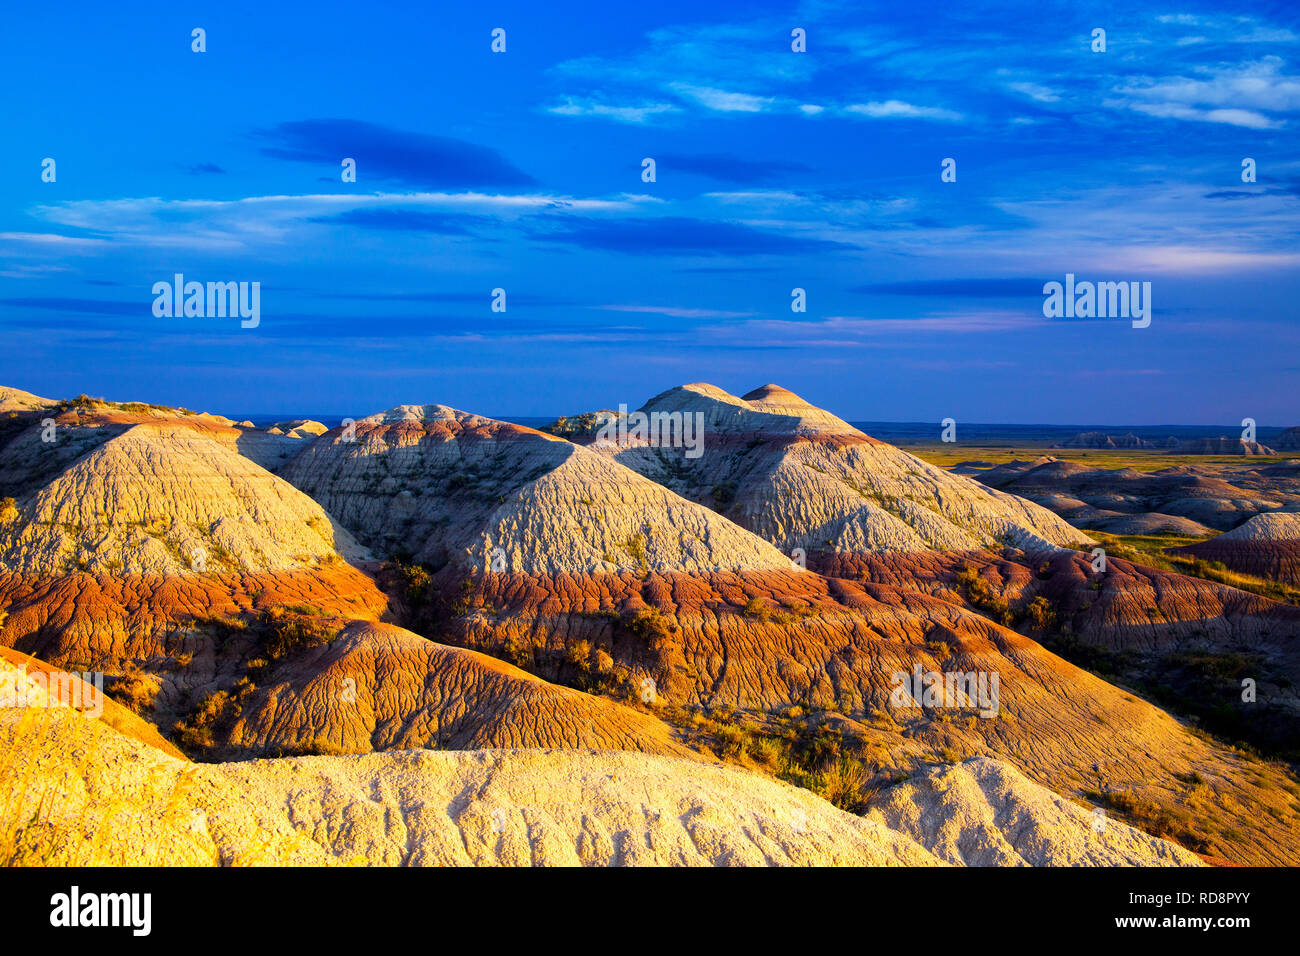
[0,231,106,247]
[0,263,72,279]
[703,190,807,204]
[1111,56,1300,128]
[1156,14,1298,44]
[669,84,776,113]
[1111,246,1300,272]
[1122,102,1280,128]
[1005,81,1061,103]
[844,100,963,121]
[545,98,681,123]
[596,304,752,319]
[737,311,1038,340]
[29,191,644,250]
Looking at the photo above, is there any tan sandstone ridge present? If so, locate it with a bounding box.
[221,621,697,758]
[867,757,1203,867]
[450,564,1300,864]
[0,421,367,575]
[0,386,56,413]
[266,419,329,440]
[0,663,1202,867]
[583,383,1089,555]
[2,384,1297,866]
[0,402,728,762]
[280,404,791,574]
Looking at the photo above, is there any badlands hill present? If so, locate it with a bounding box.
[266,419,329,439]
[581,383,1087,555]
[218,621,697,758]
[830,544,1300,757]
[274,382,1300,863]
[0,386,55,413]
[0,398,387,669]
[2,661,1203,867]
[1176,512,1300,588]
[867,757,1201,866]
[0,421,366,575]
[1172,437,1275,456]
[1053,431,1172,450]
[0,394,766,764]
[448,557,1300,863]
[0,393,325,488]
[967,457,1293,532]
[0,421,700,759]
[3,383,1300,866]
[280,404,791,574]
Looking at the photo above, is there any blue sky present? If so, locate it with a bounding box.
[1,0,1298,424]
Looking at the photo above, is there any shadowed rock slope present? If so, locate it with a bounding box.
[439,563,1300,864]
[830,548,1300,760]
[1176,513,1300,588]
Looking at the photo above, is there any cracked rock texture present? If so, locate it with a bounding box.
[0,674,937,866]
[583,384,1088,555]
[0,422,368,575]
[0,671,1202,867]
[869,757,1203,866]
[281,404,790,574]
[225,621,696,758]
[0,387,55,413]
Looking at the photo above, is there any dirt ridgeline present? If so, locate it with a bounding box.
[223,620,696,758]
[0,422,366,575]
[444,563,1300,865]
[967,456,1300,533]
[280,402,794,574]
[0,657,1203,867]
[581,383,1088,554]
[0,383,1297,866]
[1176,513,1300,587]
